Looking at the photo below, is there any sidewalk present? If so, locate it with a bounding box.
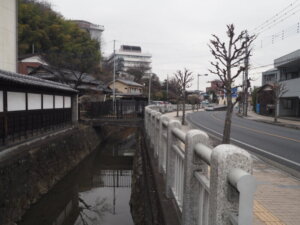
[165,111,300,225]
[244,111,300,130]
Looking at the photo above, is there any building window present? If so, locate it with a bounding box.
[280,71,300,81]
[283,99,293,109]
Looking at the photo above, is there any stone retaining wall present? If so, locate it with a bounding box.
[0,125,101,225]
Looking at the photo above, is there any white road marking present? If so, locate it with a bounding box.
[188,115,300,168]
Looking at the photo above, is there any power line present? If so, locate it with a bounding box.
[249,55,300,71]
[255,21,300,48]
[252,0,299,32]
[257,8,300,34]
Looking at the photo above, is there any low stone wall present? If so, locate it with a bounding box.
[0,125,101,225]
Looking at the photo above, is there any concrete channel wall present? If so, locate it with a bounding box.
[145,105,256,225]
[0,125,101,225]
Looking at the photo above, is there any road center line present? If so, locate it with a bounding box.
[211,113,300,144]
[187,115,300,168]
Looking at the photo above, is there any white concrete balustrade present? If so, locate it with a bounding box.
[145,105,256,225]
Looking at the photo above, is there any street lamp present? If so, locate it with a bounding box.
[197,74,208,92]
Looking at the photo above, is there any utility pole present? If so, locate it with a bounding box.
[166,75,169,102]
[197,74,208,92]
[148,73,152,104]
[197,74,199,92]
[113,40,116,114]
[243,32,249,116]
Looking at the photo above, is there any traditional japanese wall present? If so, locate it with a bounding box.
[0,91,3,112]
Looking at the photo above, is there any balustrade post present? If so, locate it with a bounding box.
[144,109,147,131]
[145,108,149,135]
[182,129,209,225]
[154,112,161,158]
[150,111,156,148]
[209,144,253,225]
[165,119,181,198]
[158,115,169,173]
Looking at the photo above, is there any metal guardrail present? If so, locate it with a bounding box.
[145,105,256,225]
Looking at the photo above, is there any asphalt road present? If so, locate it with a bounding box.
[187,111,300,171]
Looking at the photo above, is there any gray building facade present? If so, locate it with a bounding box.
[262,50,300,118]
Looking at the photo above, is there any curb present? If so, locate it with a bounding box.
[236,113,300,130]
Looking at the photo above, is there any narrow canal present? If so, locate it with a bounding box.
[18,128,137,225]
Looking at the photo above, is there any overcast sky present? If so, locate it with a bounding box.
[48,0,300,90]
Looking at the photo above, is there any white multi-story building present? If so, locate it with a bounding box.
[72,20,104,49]
[107,45,152,78]
[0,0,17,72]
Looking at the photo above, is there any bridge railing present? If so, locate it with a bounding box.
[84,100,147,119]
[145,106,256,225]
[152,103,194,113]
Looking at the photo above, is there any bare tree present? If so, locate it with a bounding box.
[174,68,194,125]
[208,24,255,143]
[272,82,287,123]
[168,77,182,117]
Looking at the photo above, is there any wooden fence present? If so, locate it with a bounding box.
[0,108,72,147]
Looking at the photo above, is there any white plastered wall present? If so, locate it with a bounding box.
[64,96,71,108]
[28,93,41,110]
[43,94,54,109]
[7,92,26,111]
[55,96,63,109]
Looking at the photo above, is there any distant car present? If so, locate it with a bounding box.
[205,104,214,111]
[151,101,172,106]
[151,101,164,105]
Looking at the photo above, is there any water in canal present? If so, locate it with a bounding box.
[18,129,137,225]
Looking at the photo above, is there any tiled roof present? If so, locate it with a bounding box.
[29,65,102,85]
[114,79,143,87]
[0,69,77,93]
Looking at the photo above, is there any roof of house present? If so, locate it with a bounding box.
[0,69,77,93]
[109,78,143,87]
[257,83,274,93]
[29,65,102,86]
[77,84,112,93]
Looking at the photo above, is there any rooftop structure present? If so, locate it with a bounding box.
[18,54,48,75]
[274,49,300,68]
[72,20,104,44]
[107,45,152,77]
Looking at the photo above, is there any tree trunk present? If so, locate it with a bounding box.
[222,94,233,144]
[182,92,186,125]
[274,98,278,123]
